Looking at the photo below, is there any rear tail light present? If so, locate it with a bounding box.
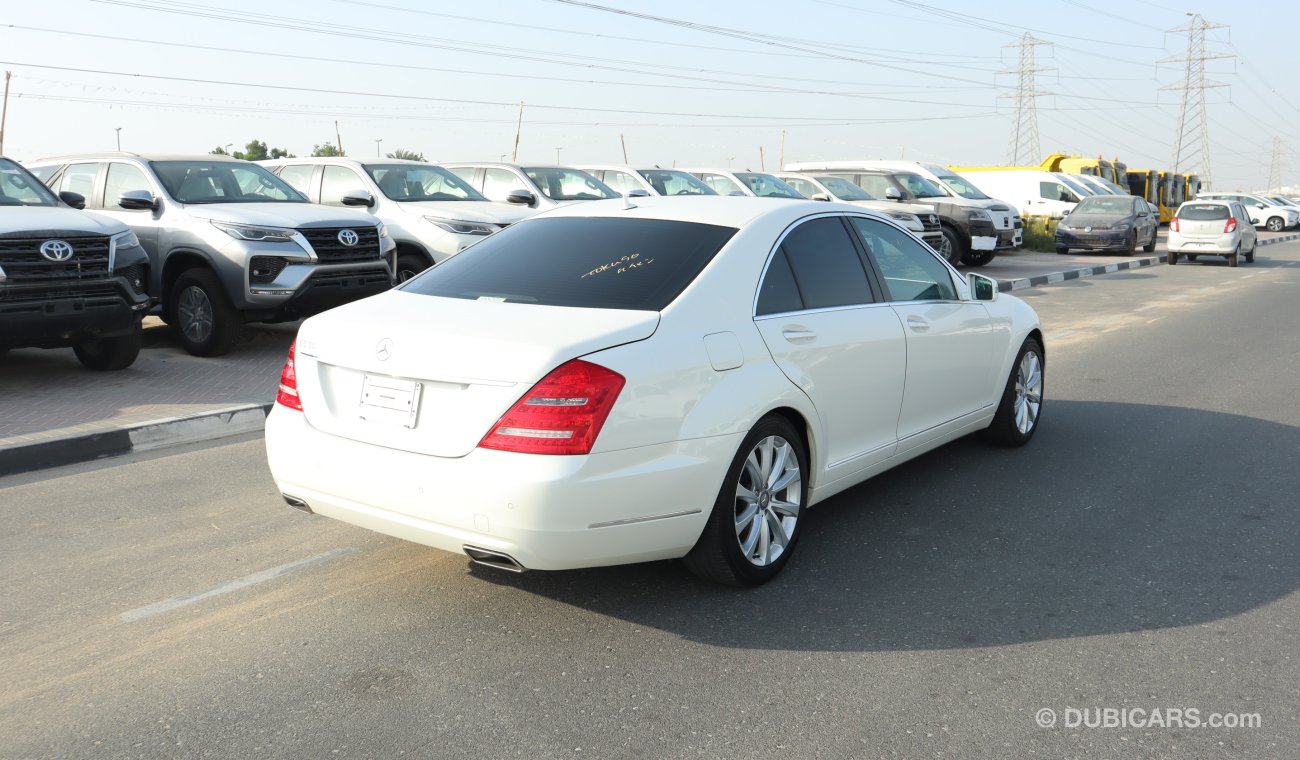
[276,339,303,412]
[1224,218,1238,233]
[479,359,625,455]
[1170,217,1180,232]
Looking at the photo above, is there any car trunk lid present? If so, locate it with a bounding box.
[293,290,658,458]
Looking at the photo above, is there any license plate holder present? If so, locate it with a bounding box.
[359,374,422,428]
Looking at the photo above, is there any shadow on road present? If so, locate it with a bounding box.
[467,400,1300,652]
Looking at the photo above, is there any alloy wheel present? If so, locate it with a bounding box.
[178,285,214,343]
[734,435,802,567]
[1014,350,1043,435]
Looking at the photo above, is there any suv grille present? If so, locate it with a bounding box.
[298,226,382,264]
[0,235,111,285]
[920,214,941,233]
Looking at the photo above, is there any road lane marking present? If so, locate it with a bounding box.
[121,548,357,623]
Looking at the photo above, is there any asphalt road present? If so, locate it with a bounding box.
[3,243,1300,759]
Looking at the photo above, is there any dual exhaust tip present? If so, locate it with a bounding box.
[282,495,525,573]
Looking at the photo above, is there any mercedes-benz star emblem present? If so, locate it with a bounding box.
[39,240,75,262]
[375,338,393,361]
[337,229,359,247]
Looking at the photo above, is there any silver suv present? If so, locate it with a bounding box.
[26,153,396,356]
[263,157,535,281]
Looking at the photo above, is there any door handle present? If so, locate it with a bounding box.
[906,316,930,332]
[782,329,816,343]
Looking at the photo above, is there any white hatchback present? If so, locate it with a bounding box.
[1167,200,1258,267]
[265,198,1044,586]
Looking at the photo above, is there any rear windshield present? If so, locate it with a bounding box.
[402,217,737,311]
[1178,203,1229,220]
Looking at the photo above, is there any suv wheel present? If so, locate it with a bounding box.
[1266,216,1284,232]
[171,269,241,357]
[938,226,966,266]
[74,321,142,371]
[396,251,432,283]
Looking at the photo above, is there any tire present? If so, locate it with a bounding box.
[395,251,432,283]
[682,415,809,587]
[1056,246,1069,255]
[938,226,966,267]
[74,320,142,371]
[962,248,996,266]
[1143,229,1157,253]
[982,337,1044,447]
[1266,216,1284,232]
[1124,232,1138,256]
[1244,246,1255,264]
[1227,251,1239,268]
[1166,250,1178,265]
[169,269,241,357]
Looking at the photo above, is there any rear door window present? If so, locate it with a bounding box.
[276,164,316,196]
[778,216,874,309]
[402,217,736,311]
[58,162,99,200]
[103,163,152,210]
[320,165,366,206]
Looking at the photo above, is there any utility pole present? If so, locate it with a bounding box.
[0,71,12,156]
[759,145,765,171]
[1000,32,1053,166]
[334,120,345,156]
[115,127,122,151]
[554,146,562,163]
[375,138,383,158]
[1162,13,1231,189]
[511,102,524,162]
[779,129,786,170]
[1267,137,1283,191]
[620,133,628,164]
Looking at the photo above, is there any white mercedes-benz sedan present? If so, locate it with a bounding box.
[265,197,1044,586]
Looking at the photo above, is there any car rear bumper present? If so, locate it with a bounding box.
[265,407,739,571]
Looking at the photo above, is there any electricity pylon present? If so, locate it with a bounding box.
[1161,14,1232,188]
[1000,32,1054,166]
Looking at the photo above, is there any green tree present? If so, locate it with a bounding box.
[210,146,229,155]
[385,149,425,162]
[311,142,344,157]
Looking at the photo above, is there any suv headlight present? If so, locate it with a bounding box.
[886,212,915,222]
[423,216,498,236]
[110,229,140,249]
[968,209,991,221]
[211,221,296,242]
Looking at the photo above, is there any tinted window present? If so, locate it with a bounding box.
[755,249,804,315]
[58,162,98,199]
[523,167,618,201]
[152,161,302,203]
[482,168,525,201]
[103,163,151,209]
[277,164,315,195]
[698,173,743,195]
[734,173,803,199]
[847,173,897,199]
[320,165,365,206]
[366,164,483,201]
[403,217,736,311]
[638,170,715,196]
[1178,203,1230,220]
[0,159,58,206]
[780,217,873,309]
[850,217,956,302]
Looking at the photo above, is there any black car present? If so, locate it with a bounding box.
[1055,195,1159,255]
[0,157,150,369]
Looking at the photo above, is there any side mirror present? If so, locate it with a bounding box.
[340,190,375,208]
[884,186,902,201]
[1137,211,1148,218]
[967,272,998,302]
[59,191,86,210]
[506,189,536,205]
[810,193,832,202]
[117,190,158,211]
[625,188,650,198]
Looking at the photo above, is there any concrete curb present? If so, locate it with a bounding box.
[0,403,273,477]
[996,256,1160,293]
[1258,232,1300,247]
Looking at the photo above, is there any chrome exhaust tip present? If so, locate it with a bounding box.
[282,494,313,514]
[463,545,526,573]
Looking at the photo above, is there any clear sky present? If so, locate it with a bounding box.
[0,0,1294,190]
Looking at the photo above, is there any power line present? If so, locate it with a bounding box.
[1001,33,1053,165]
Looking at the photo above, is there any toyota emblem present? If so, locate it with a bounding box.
[375,338,393,361]
[39,240,75,262]
[337,229,359,247]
